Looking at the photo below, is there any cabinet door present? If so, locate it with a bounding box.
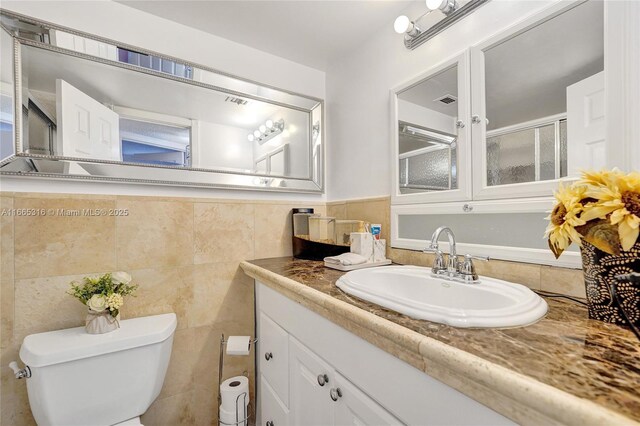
[260,376,289,426]
[289,336,334,426]
[470,1,605,200]
[332,372,402,426]
[391,52,472,205]
[259,312,290,406]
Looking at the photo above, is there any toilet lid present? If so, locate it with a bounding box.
[20,313,177,367]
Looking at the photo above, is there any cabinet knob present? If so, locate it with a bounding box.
[329,387,342,402]
[455,120,465,129]
[264,352,273,361]
[471,115,481,124]
[266,421,274,426]
[462,203,473,212]
[317,373,329,386]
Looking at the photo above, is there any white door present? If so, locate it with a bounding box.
[567,71,606,175]
[50,30,117,60]
[289,337,334,426]
[333,372,402,426]
[56,79,121,161]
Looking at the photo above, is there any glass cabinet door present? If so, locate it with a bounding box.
[392,52,472,204]
[471,1,604,200]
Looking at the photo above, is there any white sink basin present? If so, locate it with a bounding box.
[336,265,547,328]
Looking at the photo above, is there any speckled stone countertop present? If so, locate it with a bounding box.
[241,257,640,426]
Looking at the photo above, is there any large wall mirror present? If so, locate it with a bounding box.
[0,11,323,192]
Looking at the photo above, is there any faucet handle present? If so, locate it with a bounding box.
[459,254,489,282]
[424,248,446,273]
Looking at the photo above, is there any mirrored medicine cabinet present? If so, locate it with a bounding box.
[0,11,324,192]
[391,0,607,267]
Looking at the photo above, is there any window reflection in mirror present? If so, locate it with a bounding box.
[483,0,603,187]
[397,64,458,194]
[19,44,312,179]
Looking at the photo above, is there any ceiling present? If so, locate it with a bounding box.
[116,0,413,71]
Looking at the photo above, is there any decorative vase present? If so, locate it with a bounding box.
[580,239,640,327]
[85,309,120,334]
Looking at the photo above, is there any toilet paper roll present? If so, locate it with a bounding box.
[220,376,249,413]
[226,336,251,355]
[219,405,248,426]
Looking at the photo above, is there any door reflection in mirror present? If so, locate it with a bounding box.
[397,64,458,194]
[481,0,604,186]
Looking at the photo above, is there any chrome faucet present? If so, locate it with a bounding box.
[423,226,489,283]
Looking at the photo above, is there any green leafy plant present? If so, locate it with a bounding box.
[69,272,138,318]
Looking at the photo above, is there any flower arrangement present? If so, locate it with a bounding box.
[546,169,640,258]
[69,271,138,318]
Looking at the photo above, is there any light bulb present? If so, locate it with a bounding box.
[394,15,411,34]
[253,130,261,138]
[266,120,274,129]
[259,125,266,133]
[247,134,254,142]
[426,0,444,10]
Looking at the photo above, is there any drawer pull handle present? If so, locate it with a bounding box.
[329,387,342,402]
[264,352,273,361]
[317,374,329,386]
[266,421,274,426]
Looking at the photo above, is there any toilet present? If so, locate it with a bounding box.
[18,313,177,426]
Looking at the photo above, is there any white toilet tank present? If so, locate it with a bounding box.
[19,313,177,426]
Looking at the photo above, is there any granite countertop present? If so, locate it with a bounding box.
[241,257,640,426]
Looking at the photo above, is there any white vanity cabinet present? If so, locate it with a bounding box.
[255,281,514,426]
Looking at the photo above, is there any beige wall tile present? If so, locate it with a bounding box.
[541,266,586,299]
[159,327,197,399]
[327,202,347,219]
[474,259,542,290]
[254,204,295,258]
[116,199,194,270]
[345,198,391,243]
[1,196,15,349]
[194,203,254,264]
[13,197,117,279]
[119,266,192,331]
[14,274,88,341]
[186,262,254,329]
[141,389,196,426]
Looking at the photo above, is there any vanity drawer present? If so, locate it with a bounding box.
[258,311,289,406]
[260,375,289,426]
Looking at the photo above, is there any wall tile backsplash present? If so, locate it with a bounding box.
[1,192,584,425]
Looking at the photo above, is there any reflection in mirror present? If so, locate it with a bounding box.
[0,27,14,161]
[20,43,312,178]
[397,64,458,194]
[483,1,603,186]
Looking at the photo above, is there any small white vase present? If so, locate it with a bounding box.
[85,309,120,334]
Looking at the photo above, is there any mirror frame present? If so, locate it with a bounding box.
[0,10,324,193]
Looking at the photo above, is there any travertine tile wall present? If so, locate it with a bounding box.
[0,192,325,426]
[327,196,586,299]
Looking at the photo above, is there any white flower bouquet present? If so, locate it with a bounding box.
[69,272,138,334]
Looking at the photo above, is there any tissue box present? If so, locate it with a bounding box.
[350,232,373,259]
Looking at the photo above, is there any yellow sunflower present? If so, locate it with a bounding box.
[545,182,587,256]
[580,170,640,251]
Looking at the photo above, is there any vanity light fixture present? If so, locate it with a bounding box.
[248,119,285,144]
[426,0,458,16]
[395,0,490,50]
[394,15,422,39]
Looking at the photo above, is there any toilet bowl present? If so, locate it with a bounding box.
[19,313,177,426]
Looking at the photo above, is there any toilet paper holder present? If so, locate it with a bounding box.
[218,334,257,426]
